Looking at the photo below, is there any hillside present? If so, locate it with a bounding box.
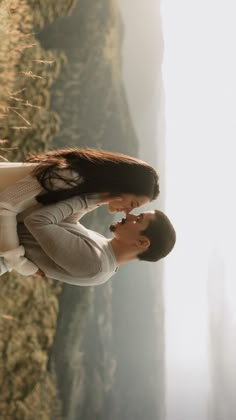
[38,0,139,155]
[0,1,166,419]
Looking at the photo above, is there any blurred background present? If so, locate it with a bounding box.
[1,1,165,419]
[1,0,235,419]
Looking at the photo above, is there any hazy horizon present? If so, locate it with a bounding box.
[119,1,236,420]
[118,0,166,180]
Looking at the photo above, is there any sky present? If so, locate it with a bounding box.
[161,0,236,419]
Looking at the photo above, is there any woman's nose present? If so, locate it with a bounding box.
[124,207,133,215]
[124,201,137,215]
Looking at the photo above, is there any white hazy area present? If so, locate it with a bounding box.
[162,0,236,420]
[119,0,236,419]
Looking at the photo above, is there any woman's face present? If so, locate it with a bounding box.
[108,194,150,214]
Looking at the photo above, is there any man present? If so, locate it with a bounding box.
[1,194,176,285]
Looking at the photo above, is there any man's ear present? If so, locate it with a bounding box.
[137,236,150,251]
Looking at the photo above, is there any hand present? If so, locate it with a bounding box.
[34,269,45,277]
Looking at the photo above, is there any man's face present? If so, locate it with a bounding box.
[110,211,156,243]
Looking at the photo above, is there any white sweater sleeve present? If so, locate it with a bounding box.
[0,169,85,276]
[0,174,42,275]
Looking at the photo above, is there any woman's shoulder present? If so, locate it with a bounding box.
[0,162,37,168]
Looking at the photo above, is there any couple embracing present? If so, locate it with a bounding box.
[0,148,175,285]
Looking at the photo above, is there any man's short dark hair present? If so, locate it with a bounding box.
[138,210,176,262]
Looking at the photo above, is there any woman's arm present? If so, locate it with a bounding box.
[0,168,115,275]
[0,168,91,275]
[0,206,39,275]
[0,173,42,275]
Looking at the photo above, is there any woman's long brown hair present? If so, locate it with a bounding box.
[26,148,159,204]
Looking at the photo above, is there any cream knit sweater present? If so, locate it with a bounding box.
[0,162,79,275]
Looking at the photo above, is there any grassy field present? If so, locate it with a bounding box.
[0,1,75,418]
[0,0,67,162]
[0,273,63,419]
[0,1,148,418]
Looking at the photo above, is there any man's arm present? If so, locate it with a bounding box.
[23,195,103,276]
[24,194,101,225]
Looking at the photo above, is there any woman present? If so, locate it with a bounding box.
[0,147,159,276]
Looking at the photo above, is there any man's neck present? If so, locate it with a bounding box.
[110,238,136,266]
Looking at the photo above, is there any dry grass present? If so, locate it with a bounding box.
[0,0,65,162]
[0,0,33,124]
[0,272,63,419]
[0,1,67,418]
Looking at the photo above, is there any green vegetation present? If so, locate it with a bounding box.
[0,1,79,418]
[77,281,117,419]
[0,1,164,419]
[43,0,138,155]
[0,2,119,418]
[0,272,63,419]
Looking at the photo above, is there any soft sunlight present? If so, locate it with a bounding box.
[161,0,236,419]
